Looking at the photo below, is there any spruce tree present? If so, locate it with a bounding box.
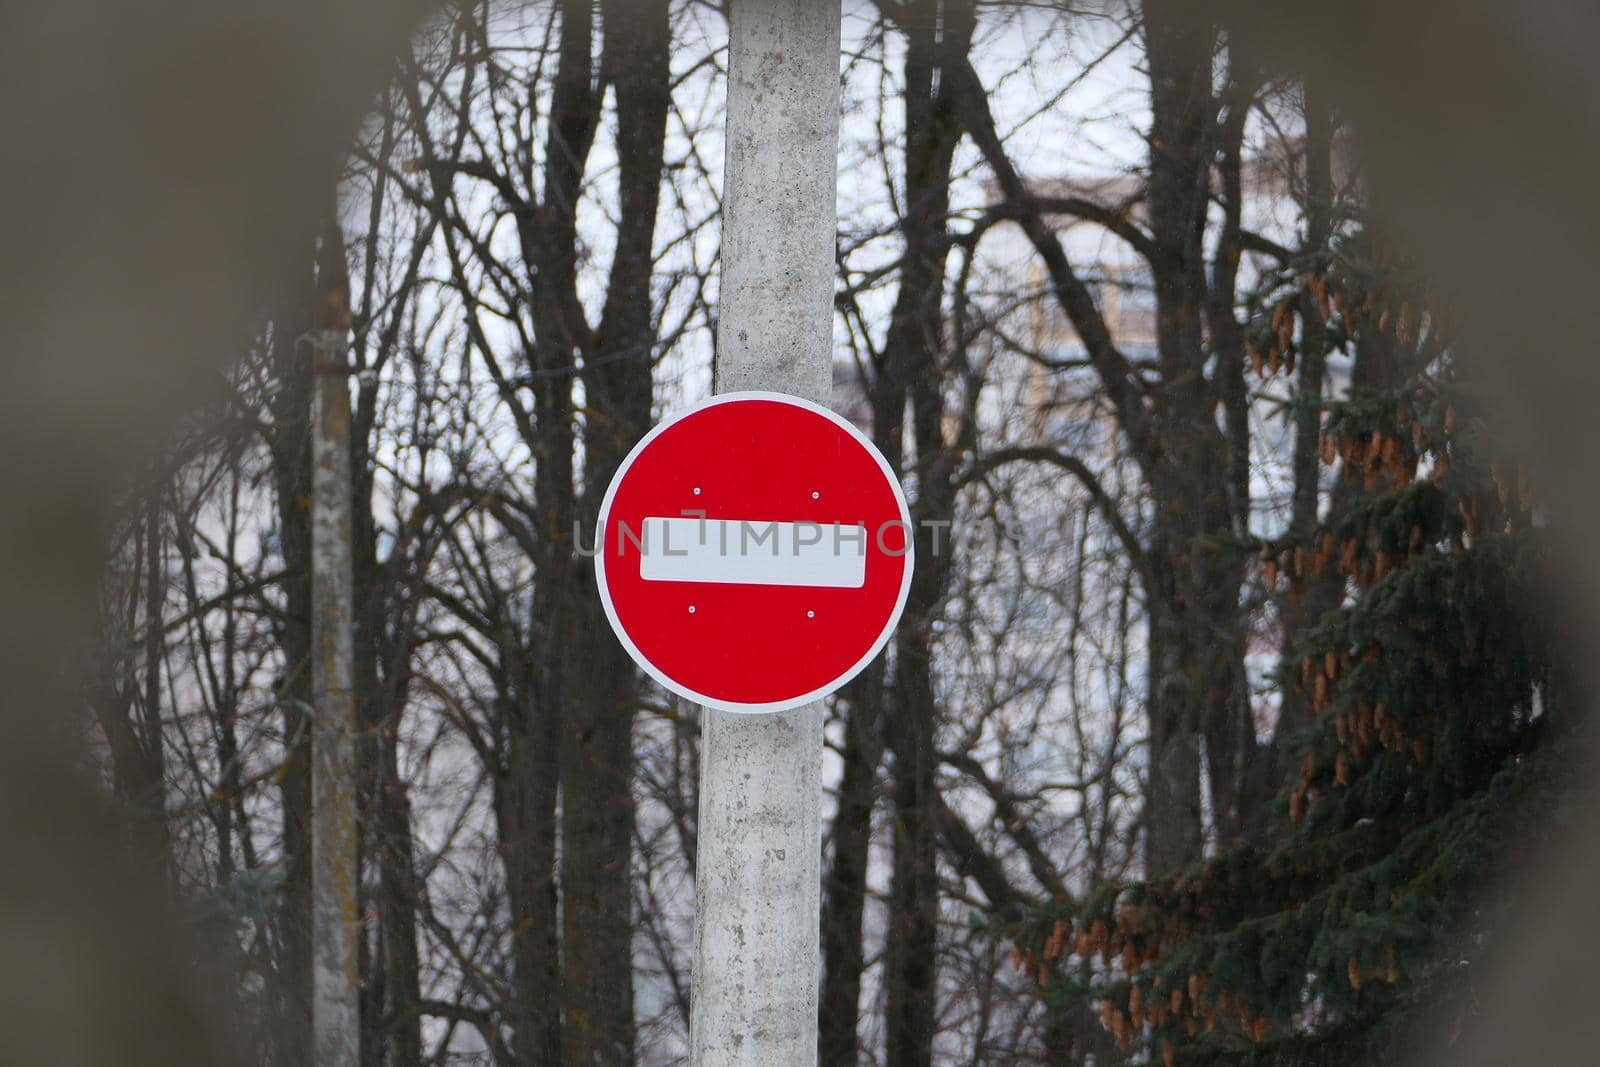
[1006,230,1570,1066]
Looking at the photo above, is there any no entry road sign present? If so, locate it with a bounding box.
[595,391,913,713]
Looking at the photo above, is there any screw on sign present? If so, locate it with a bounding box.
[595,392,913,713]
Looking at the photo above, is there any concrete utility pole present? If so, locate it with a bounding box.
[310,245,360,1067]
[690,2,841,1065]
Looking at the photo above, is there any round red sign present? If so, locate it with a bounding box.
[595,392,913,713]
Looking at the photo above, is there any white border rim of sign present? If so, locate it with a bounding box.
[593,390,915,715]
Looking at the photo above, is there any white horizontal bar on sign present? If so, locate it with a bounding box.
[635,517,867,588]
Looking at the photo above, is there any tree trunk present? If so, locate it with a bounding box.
[817,663,886,1067]
[877,5,974,1065]
[496,667,563,1067]
[1266,79,1340,840]
[1140,0,1250,873]
[518,2,604,1062]
[557,2,672,1064]
[266,274,318,1067]
[309,227,360,1067]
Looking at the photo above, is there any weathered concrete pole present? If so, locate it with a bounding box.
[689,2,841,1065]
[310,258,360,1067]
